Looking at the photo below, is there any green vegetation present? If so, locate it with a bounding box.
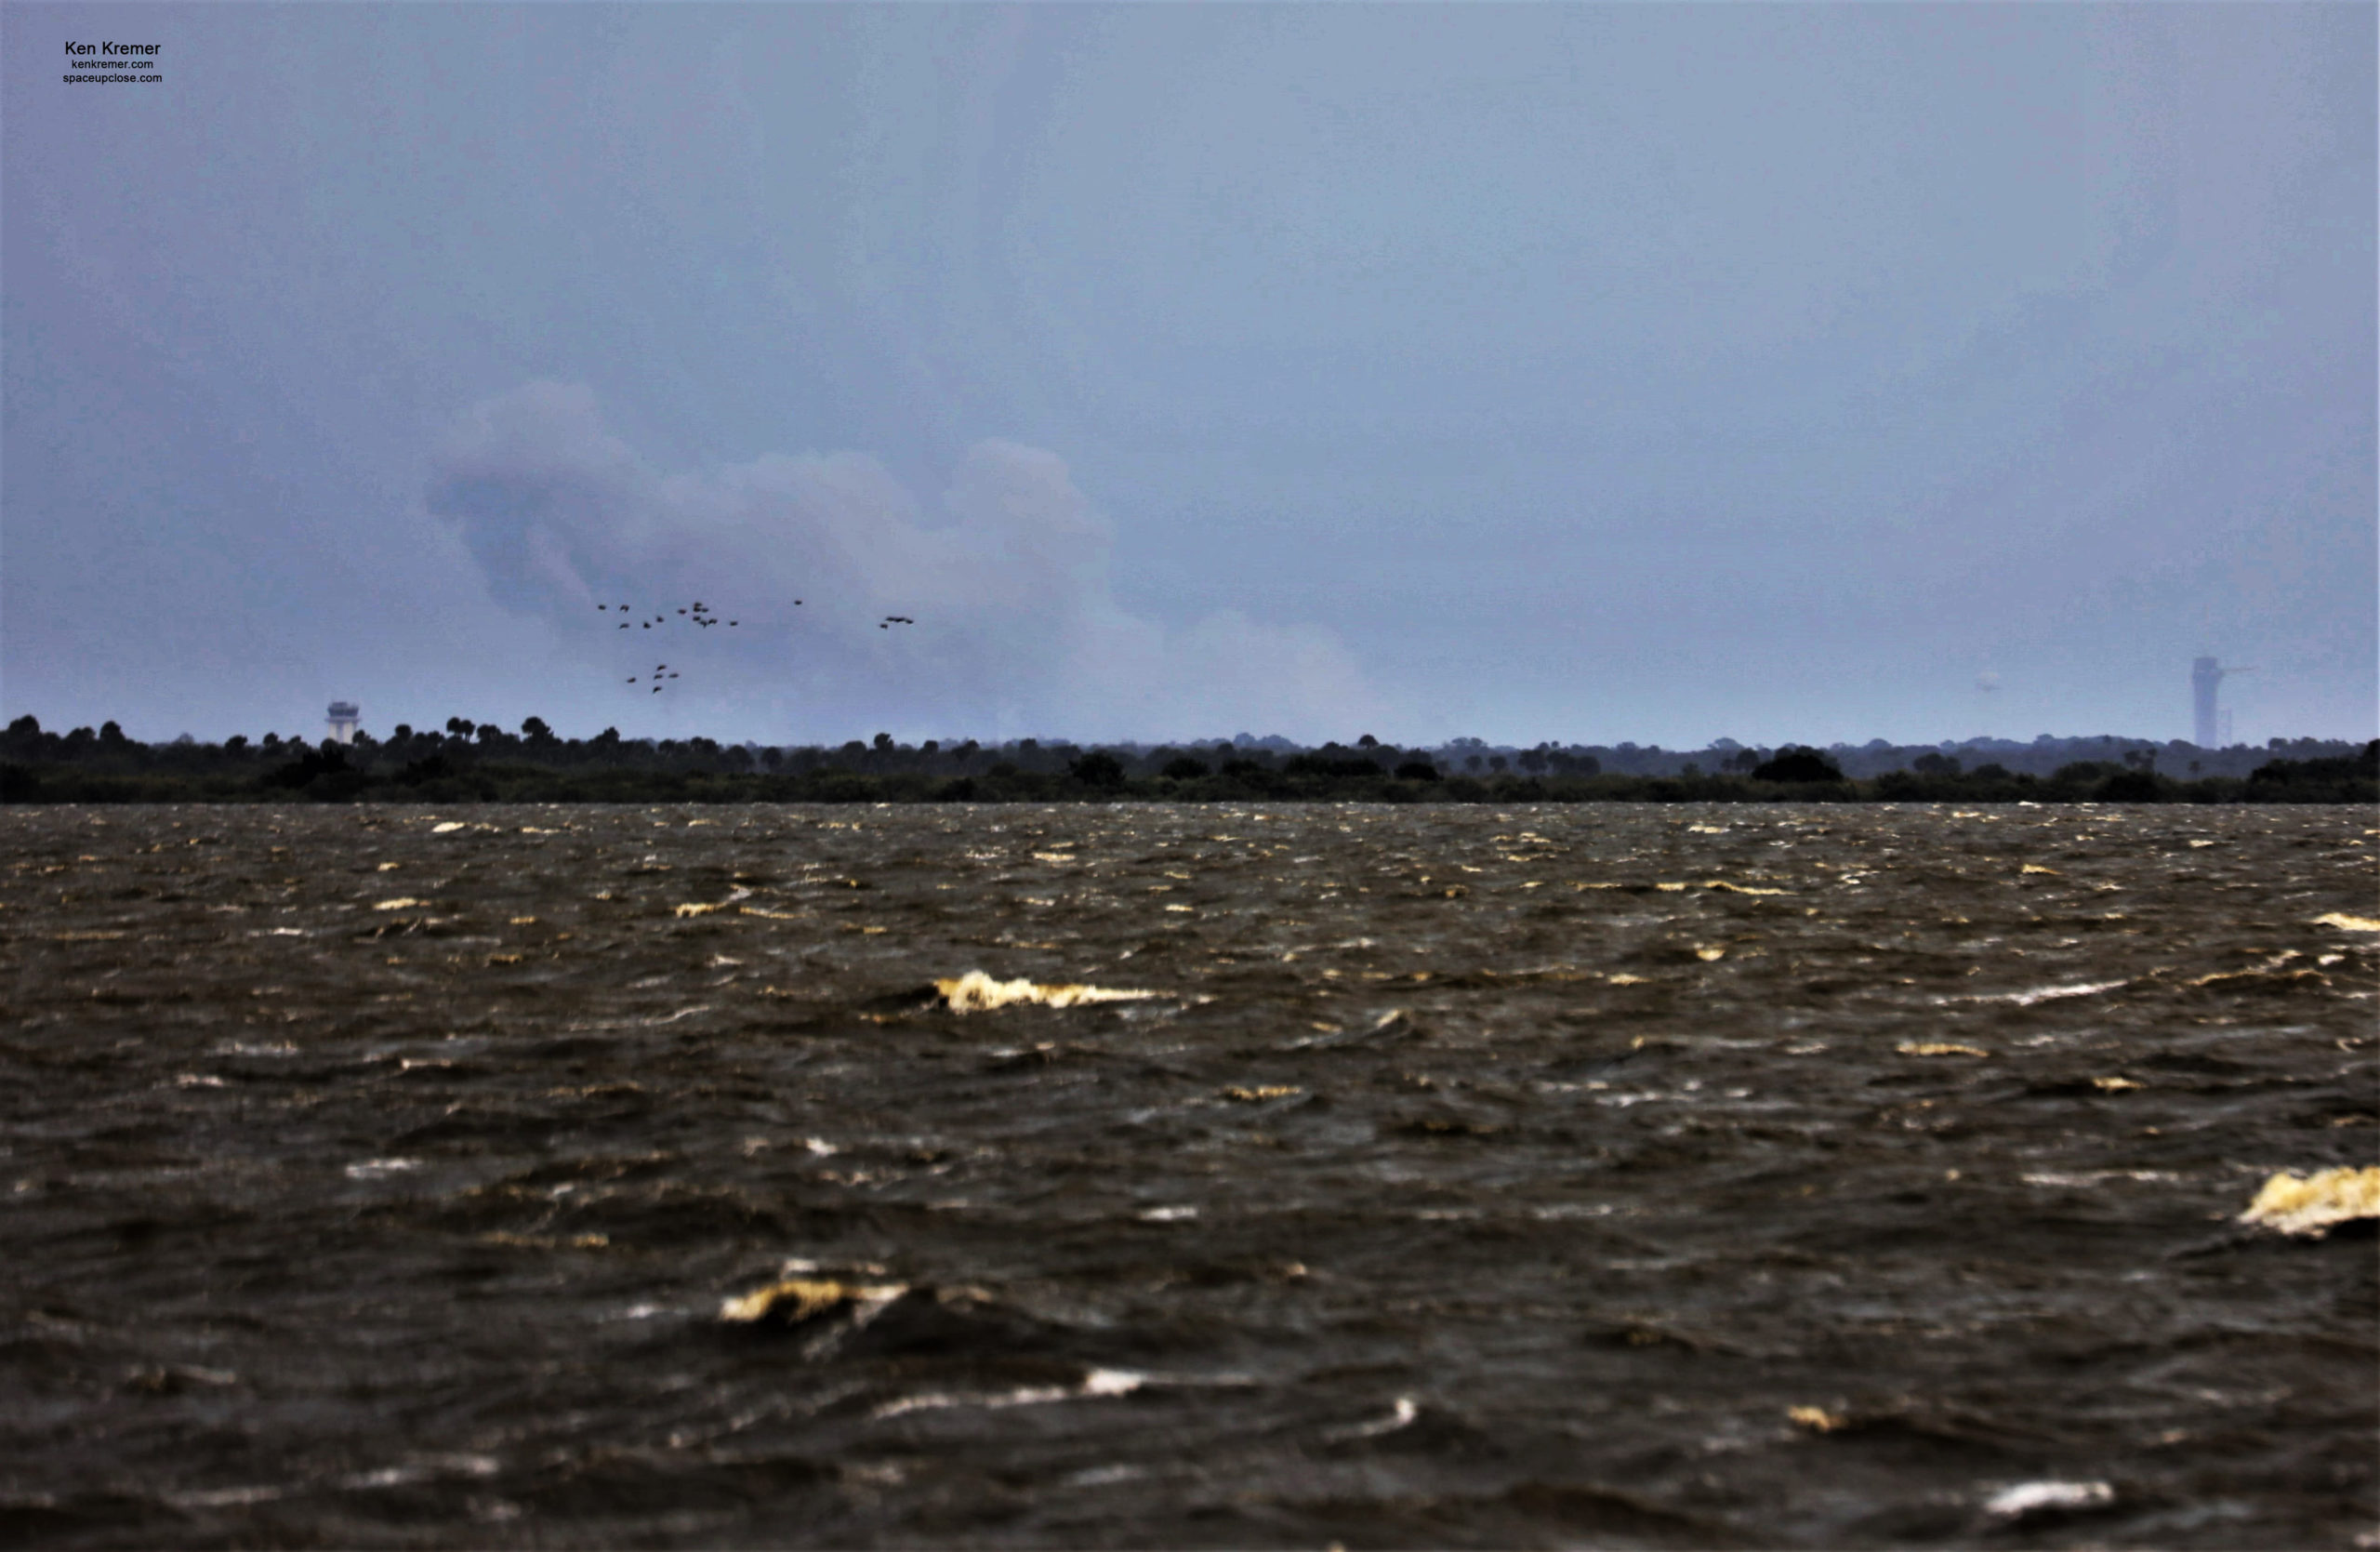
[4,716,2371,806]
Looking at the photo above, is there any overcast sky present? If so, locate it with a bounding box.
[6,4,2372,749]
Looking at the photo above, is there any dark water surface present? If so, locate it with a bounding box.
[5,803,2373,1548]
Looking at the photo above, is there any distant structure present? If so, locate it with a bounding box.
[326,700,360,745]
[2191,658,2252,748]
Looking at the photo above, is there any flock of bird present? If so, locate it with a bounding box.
[598,601,747,631]
[625,662,679,693]
[597,598,916,694]
[600,601,760,694]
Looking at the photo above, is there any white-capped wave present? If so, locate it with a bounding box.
[1321,1396,1420,1443]
[1938,978,2127,1007]
[1984,1479,2112,1517]
[872,1367,1145,1421]
[936,971,1162,1013]
[344,1158,422,1179]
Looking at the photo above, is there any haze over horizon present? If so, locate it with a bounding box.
[7,5,2373,749]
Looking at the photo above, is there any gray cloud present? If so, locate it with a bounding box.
[425,382,1385,741]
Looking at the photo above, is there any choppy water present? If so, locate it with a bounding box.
[4,803,2374,1548]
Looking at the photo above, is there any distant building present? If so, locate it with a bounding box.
[326,701,360,744]
[2192,658,2235,749]
[2192,658,2253,748]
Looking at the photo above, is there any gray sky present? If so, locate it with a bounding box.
[7,4,2372,749]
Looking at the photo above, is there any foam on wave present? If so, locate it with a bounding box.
[2239,1166,2379,1236]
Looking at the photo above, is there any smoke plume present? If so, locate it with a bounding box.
[425,382,1383,740]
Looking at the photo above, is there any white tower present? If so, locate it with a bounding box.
[326,701,360,744]
[2191,659,2253,747]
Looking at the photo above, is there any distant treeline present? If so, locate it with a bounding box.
[4,716,2373,805]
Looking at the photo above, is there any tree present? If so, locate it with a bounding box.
[1070,750,1128,789]
[445,717,474,738]
[1357,734,1379,749]
[1752,747,1843,783]
[2097,767,2161,802]
[268,740,350,789]
[1162,756,1210,780]
[522,716,554,742]
[1517,747,1548,775]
